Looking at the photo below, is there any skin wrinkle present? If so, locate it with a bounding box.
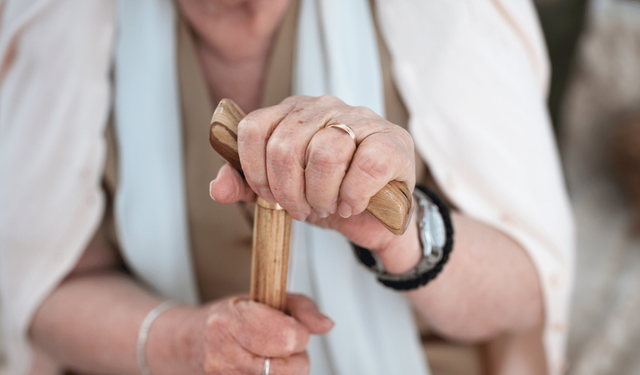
[343,135,414,213]
[264,101,341,215]
[235,299,311,356]
[243,95,414,218]
[239,100,298,201]
[304,131,354,169]
[196,295,323,374]
[304,130,353,213]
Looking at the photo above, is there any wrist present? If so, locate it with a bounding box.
[352,185,455,291]
[146,304,205,375]
[375,212,422,274]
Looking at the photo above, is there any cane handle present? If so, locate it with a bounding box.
[210,99,412,235]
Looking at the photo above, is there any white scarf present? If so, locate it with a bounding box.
[114,0,428,373]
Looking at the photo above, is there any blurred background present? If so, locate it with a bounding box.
[551,0,640,373]
[2,0,640,373]
[422,2,640,372]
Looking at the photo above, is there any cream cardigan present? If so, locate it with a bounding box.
[0,0,573,374]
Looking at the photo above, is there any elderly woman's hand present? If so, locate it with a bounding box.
[172,293,332,375]
[209,95,417,255]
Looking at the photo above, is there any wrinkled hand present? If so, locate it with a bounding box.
[209,95,416,253]
[184,294,332,374]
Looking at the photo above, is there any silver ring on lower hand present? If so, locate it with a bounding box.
[262,357,271,375]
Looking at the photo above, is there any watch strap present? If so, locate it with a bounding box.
[352,185,454,291]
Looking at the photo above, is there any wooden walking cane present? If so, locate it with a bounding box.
[210,99,412,311]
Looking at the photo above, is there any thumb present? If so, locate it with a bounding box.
[209,163,256,204]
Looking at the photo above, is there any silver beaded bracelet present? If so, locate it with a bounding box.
[137,300,178,375]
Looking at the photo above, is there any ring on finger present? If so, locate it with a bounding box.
[262,357,271,375]
[326,123,357,146]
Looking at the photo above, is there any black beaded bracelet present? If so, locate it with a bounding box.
[352,185,454,291]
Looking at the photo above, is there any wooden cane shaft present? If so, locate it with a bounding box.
[250,197,292,311]
[210,98,413,235]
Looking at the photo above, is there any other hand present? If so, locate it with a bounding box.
[178,293,333,374]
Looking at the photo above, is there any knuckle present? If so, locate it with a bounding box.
[205,314,236,348]
[397,127,415,150]
[354,146,392,182]
[237,116,262,143]
[315,94,343,108]
[353,105,377,118]
[205,304,235,334]
[281,95,306,106]
[279,318,309,355]
[307,144,347,172]
[205,311,225,329]
[267,137,298,168]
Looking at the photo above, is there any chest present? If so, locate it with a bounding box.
[176,0,292,112]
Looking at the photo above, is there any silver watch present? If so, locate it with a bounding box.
[414,187,446,268]
[352,185,454,291]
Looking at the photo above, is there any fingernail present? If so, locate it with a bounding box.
[322,315,335,327]
[289,212,307,221]
[209,180,217,201]
[338,202,352,218]
[316,209,329,218]
[259,188,275,202]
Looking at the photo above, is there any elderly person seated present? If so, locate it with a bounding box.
[0,0,573,374]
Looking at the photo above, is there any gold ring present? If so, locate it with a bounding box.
[326,123,357,146]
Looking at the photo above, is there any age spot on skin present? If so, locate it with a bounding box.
[291,107,305,114]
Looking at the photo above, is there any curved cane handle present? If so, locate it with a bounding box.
[209,99,412,235]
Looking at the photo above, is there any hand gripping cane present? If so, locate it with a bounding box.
[209,99,412,311]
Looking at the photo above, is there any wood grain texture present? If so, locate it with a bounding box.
[210,99,413,235]
[367,180,412,235]
[209,98,245,173]
[250,197,292,311]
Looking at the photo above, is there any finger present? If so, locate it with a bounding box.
[304,126,356,217]
[238,97,300,204]
[204,349,310,375]
[266,352,310,375]
[228,298,311,357]
[238,352,310,375]
[338,130,415,218]
[209,163,256,203]
[286,294,334,334]
[266,96,344,220]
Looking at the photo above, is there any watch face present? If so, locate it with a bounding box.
[415,193,445,266]
[428,206,446,248]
